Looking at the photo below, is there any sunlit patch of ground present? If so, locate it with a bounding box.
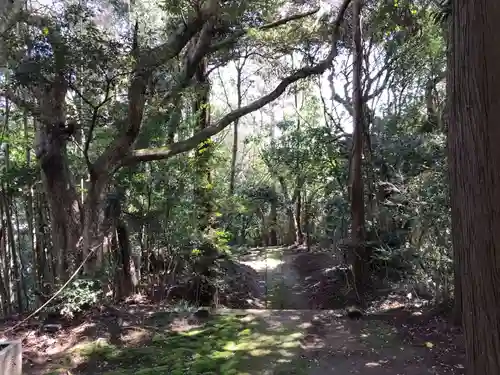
[240,257,283,272]
[45,311,312,375]
[238,247,286,272]
[14,245,463,375]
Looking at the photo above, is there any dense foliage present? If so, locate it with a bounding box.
[0,0,450,315]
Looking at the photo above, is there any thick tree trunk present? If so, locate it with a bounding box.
[191,56,218,306]
[35,78,82,280]
[350,0,369,300]
[448,1,500,373]
[35,83,111,279]
[115,220,134,299]
[444,8,462,328]
[81,182,107,273]
[193,58,213,232]
[41,158,81,279]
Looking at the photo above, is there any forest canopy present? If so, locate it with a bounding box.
[0,0,499,374]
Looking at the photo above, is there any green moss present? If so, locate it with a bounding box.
[72,340,119,359]
[73,314,309,375]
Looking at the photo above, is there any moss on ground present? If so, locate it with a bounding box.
[69,313,310,375]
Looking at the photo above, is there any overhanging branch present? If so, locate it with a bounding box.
[160,7,322,109]
[90,4,219,177]
[138,0,218,70]
[124,0,352,166]
[208,7,321,54]
[159,18,216,107]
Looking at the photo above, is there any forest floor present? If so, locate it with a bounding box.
[1,246,465,375]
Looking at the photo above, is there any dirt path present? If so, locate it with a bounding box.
[237,246,437,375]
[17,247,442,374]
[239,246,309,309]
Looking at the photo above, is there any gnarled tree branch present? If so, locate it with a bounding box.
[160,7,322,110]
[208,7,321,54]
[90,4,219,178]
[123,0,352,166]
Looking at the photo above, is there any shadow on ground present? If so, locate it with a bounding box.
[10,245,464,374]
[31,309,309,374]
[27,308,439,375]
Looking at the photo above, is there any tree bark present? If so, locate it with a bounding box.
[116,220,134,298]
[193,58,214,232]
[445,12,462,327]
[448,0,500,373]
[294,192,304,244]
[35,77,82,280]
[349,0,369,300]
[278,177,297,245]
[2,192,23,313]
[269,195,278,246]
[0,223,9,315]
[1,98,23,312]
[229,59,244,195]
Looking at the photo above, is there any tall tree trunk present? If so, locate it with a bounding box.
[115,220,134,299]
[294,192,304,244]
[2,98,23,312]
[2,193,23,313]
[256,208,268,246]
[268,112,278,246]
[444,14,462,327]
[269,196,278,246]
[448,1,500,373]
[349,0,369,300]
[304,190,313,251]
[35,78,82,280]
[193,58,213,232]
[34,185,52,298]
[362,105,376,229]
[24,113,40,300]
[192,57,218,306]
[13,200,28,309]
[286,209,297,245]
[229,60,244,195]
[278,177,297,245]
[0,223,9,315]
[0,214,12,316]
[290,53,305,245]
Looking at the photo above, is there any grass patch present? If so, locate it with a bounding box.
[72,313,310,375]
